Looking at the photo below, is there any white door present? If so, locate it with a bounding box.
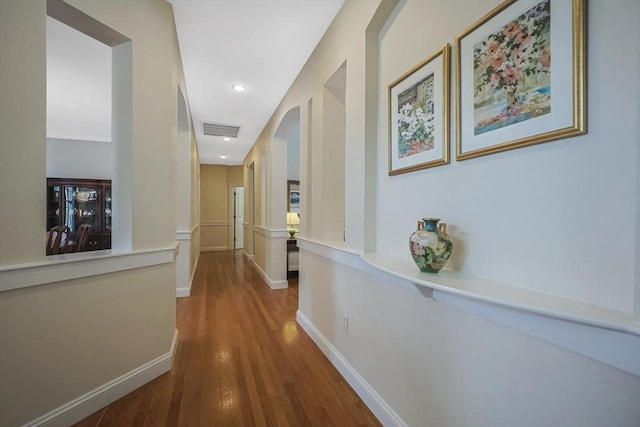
[234,187,244,249]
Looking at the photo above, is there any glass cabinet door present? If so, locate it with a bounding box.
[46,178,112,252]
[104,187,112,231]
[65,186,99,232]
[47,185,61,229]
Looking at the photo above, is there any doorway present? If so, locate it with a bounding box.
[233,186,244,250]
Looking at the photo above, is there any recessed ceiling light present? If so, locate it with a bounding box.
[232,84,246,92]
[223,137,231,141]
[220,155,227,159]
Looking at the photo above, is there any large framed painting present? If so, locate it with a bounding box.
[455,0,586,160]
[388,44,450,175]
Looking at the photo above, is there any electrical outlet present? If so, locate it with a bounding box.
[343,313,349,334]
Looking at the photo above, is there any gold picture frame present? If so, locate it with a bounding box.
[455,0,586,161]
[388,44,450,175]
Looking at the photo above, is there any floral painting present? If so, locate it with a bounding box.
[456,0,585,161]
[473,0,551,135]
[388,44,450,175]
[397,74,435,158]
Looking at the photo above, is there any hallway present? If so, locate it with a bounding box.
[73,251,380,426]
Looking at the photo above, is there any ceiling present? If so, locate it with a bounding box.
[169,0,345,165]
[45,0,343,165]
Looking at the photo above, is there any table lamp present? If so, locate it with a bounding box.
[286,212,299,237]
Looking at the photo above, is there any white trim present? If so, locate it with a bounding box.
[296,311,408,427]
[250,258,288,290]
[26,329,178,427]
[177,252,199,298]
[0,245,178,293]
[200,221,228,252]
[253,225,289,239]
[176,232,191,241]
[298,237,640,376]
[175,225,199,298]
[200,246,229,252]
[243,251,255,261]
[176,227,195,241]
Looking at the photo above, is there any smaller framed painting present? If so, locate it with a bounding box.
[287,180,300,213]
[388,44,451,176]
[455,0,586,160]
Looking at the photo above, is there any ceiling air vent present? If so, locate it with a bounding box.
[202,122,240,138]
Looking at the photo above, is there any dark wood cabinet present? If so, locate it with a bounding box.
[47,178,112,251]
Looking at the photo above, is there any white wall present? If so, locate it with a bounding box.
[46,15,111,142]
[299,248,640,427]
[321,63,346,243]
[47,138,112,179]
[45,13,114,229]
[175,85,197,298]
[243,129,290,288]
[377,0,638,314]
[0,0,188,425]
[247,0,640,425]
[287,121,300,181]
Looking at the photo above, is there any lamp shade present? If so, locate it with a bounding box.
[286,212,300,226]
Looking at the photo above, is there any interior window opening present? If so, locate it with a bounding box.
[45,0,132,256]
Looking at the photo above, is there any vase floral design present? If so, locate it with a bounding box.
[409,218,453,273]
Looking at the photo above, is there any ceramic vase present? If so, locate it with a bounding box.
[409,217,453,273]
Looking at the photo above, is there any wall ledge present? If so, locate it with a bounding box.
[0,244,178,293]
[253,225,289,239]
[176,223,199,241]
[298,237,640,376]
[360,252,639,336]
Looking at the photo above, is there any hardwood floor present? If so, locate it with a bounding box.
[73,250,381,427]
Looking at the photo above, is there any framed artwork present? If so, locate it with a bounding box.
[455,0,586,160]
[388,44,450,175]
[287,180,300,213]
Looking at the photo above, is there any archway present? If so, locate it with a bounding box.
[274,106,301,281]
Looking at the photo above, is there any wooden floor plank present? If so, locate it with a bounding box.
[72,250,381,427]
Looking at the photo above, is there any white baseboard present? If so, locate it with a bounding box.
[176,253,199,298]
[176,287,190,298]
[250,258,288,289]
[26,329,179,427]
[296,311,407,427]
[201,246,229,252]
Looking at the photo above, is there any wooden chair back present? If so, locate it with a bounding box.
[73,224,91,252]
[47,225,71,255]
